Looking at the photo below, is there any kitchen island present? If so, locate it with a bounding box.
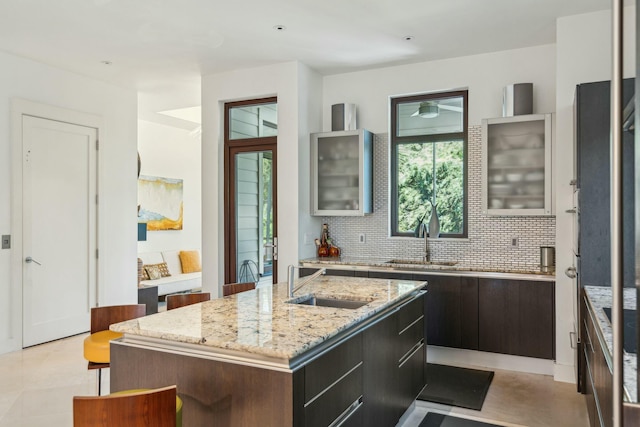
[110,275,427,426]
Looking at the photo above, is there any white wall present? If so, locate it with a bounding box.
[201,61,323,293]
[137,120,202,254]
[554,7,636,383]
[0,51,137,354]
[323,44,557,133]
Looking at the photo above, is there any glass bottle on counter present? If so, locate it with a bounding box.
[318,224,329,257]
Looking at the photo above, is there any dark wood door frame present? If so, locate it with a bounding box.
[224,97,278,284]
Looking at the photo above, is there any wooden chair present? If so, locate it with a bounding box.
[166,292,211,310]
[83,304,146,395]
[73,385,179,427]
[223,282,256,296]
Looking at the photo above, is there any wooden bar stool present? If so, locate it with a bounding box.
[166,292,211,310]
[73,385,182,427]
[223,282,256,296]
[83,304,146,395]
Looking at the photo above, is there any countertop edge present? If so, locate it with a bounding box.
[299,259,556,282]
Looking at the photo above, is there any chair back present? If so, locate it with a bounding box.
[166,292,211,310]
[73,385,177,427]
[90,304,146,334]
[223,282,256,297]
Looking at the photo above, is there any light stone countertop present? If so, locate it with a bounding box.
[111,275,426,363]
[300,256,556,281]
[583,285,637,402]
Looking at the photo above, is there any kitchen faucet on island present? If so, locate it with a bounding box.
[287,265,326,298]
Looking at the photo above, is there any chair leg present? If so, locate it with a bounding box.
[97,368,102,396]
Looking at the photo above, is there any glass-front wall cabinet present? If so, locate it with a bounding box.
[311,129,373,216]
[481,113,552,216]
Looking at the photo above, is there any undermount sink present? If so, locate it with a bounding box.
[287,295,371,309]
[386,259,458,267]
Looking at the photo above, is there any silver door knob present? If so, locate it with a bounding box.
[25,256,42,265]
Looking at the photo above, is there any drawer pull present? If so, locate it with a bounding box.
[305,361,363,408]
[330,396,363,427]
[399,340,424,368]
[399,315,424,335]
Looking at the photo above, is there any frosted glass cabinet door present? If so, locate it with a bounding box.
[481,114,552,216]
[311,129,373,216]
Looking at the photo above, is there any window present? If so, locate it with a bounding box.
[390,90,468,237]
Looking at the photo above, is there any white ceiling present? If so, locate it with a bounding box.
[0,0,623,121]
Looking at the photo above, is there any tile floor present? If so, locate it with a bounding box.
[0,333,589,426]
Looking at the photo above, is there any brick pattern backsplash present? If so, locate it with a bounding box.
[321,126,556,269]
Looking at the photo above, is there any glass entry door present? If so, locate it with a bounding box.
[224,98,277,285]
[231,148,276,285]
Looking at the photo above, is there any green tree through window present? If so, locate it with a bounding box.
[390,90,468,237]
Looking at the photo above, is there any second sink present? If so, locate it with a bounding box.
[386,259,458,266]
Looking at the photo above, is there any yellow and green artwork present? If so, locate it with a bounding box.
[138,175,183,231]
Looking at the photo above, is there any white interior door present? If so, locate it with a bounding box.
[22,115,97,347]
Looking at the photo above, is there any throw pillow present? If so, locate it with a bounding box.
[141,262,172,279]
[155,262,172,277]
[145,264,162,280]
[179,250,201,273]
[141,266,150,281]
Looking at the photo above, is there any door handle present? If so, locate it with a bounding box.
[25,256,42,266]
[263,237,278,260]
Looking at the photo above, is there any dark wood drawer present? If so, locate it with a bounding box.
[304,333,363,403]
[397,293,424,332]
[304,364,363,427]
[398,317,424,362]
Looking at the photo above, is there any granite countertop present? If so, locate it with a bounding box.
[111,275,425,364]
[300,256,556,281]
[583,285,637,401]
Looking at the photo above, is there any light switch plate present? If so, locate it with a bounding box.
[1,235,10,249]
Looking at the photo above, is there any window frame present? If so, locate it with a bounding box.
[390,90,469,238]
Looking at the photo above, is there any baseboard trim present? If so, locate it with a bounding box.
[427,346,554,376]
[553,362,576,384]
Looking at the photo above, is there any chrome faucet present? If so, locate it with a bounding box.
[287,265,326,298]
[419,223,430,262]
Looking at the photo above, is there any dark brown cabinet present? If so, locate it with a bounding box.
[580,291,611,427]
[478,278,555,359]
[415,274,478,350]
[302,334,364,427]
[362,308,399,427]
[368,270,413,280]
[113,289,426,427]
[295,290,426,427]
[362,291,426,426]
[396,293,427,414]
[313,267,554,359]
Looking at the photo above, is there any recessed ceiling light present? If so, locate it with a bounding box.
[403,36,414,41]
[101,60,112,65]
[273,25,286,31]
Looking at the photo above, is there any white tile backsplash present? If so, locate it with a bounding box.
[320,126,555,270]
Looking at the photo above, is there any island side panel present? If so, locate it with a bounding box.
[111,342,294,427]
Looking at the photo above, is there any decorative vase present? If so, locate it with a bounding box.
[428,203,440,238]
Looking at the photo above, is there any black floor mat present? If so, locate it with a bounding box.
[419,412,501,427]
[417,363,494,411]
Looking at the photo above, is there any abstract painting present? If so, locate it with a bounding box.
[138,175,183,231]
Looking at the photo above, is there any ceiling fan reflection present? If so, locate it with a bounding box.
[411,102,463,118]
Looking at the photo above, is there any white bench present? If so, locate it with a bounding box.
[138,250,202,296]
